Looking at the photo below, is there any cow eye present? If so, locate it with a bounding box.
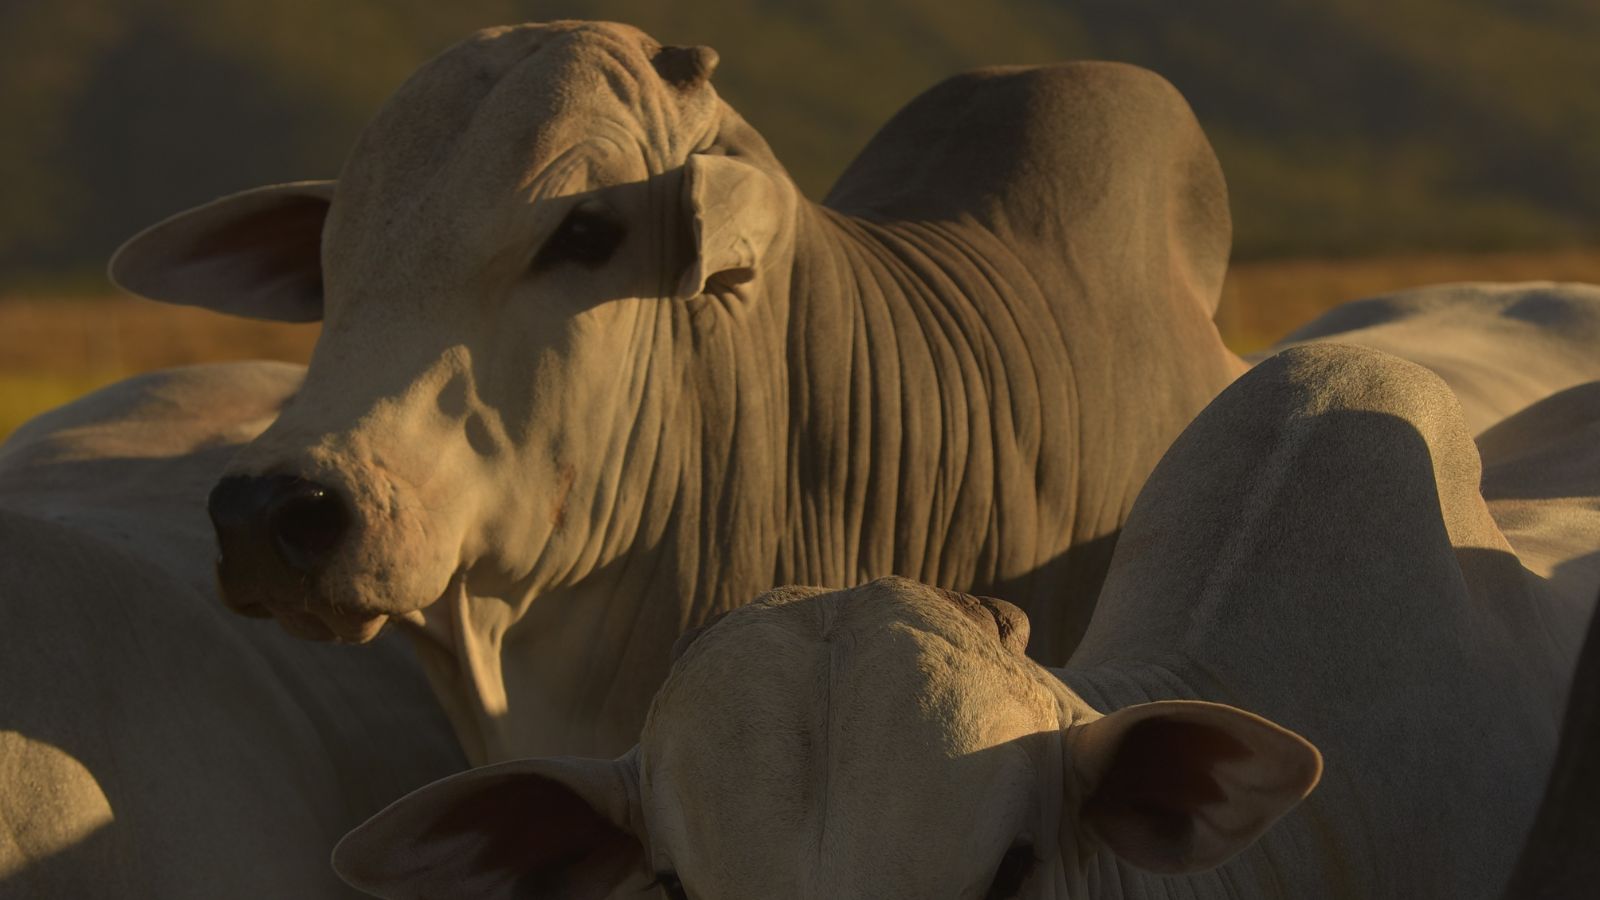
[985,842,1035,899]
[654,871,689,900]
[533,205,625,271]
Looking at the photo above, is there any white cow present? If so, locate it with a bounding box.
[107,21,1250,762]
[0,363,465,898]
[332,344,1598,899]
[104,17,1600,767]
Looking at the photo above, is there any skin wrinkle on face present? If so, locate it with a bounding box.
[344,59,680,617]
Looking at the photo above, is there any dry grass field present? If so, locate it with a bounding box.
[0,298,318,439]
[2,246,1599,441]
[1215,246,1600,351]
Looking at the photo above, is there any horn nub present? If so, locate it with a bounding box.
[653,44,719,89]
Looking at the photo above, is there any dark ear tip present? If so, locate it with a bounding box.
[106,249,127,290]
[106,229,153,296]
[653,44,719,89]
[328,821,384,893]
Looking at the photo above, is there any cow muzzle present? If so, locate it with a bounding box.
[207,474,384,642]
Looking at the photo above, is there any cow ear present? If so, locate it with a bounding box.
[674,153,792,299]
[1067,700,1321,875]
[333,753,651,900]
[108,181,333,322]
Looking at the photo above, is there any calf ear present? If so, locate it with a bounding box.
[108,181,334,322]
[1068,700,1321,875]
[333,753,651,900]
[674,153,792,299]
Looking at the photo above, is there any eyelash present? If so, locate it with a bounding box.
[531,207,626,271]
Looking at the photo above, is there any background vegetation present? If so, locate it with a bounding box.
[2,1,1598,436]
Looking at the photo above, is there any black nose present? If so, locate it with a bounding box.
[209,474,350,577]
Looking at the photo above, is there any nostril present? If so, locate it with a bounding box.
[267,480,349,573]
[208,475,262,534]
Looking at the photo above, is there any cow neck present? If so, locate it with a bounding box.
[776,201,1245,660]
[407,526,719,763]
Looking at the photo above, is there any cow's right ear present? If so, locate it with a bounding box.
[108,181,333,322]
[332,752,651,900]
[674,153,793,299]
[1067,700,1321,875]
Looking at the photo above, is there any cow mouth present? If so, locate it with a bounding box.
[281,606,391,644]
[219,569,451,644]
[269,604,389,644]
[214,540,460,646]
[222,590,398,645]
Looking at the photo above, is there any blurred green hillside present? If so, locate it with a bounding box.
[2,0,1598,291]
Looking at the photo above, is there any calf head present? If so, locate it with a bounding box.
[332,578,1321,899]
[109,22,799,647]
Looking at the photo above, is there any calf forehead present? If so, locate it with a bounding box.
[330,22,711,244]
[646,720,1040,897]
[640,587,1054,895]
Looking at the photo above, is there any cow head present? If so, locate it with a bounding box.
[110,23,798,677]
[330,578,1321,898]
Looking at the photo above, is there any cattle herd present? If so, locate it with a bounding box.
[1,19,1597,900]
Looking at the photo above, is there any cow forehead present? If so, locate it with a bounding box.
[330,21,715,241]
[637,583,1058,894]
